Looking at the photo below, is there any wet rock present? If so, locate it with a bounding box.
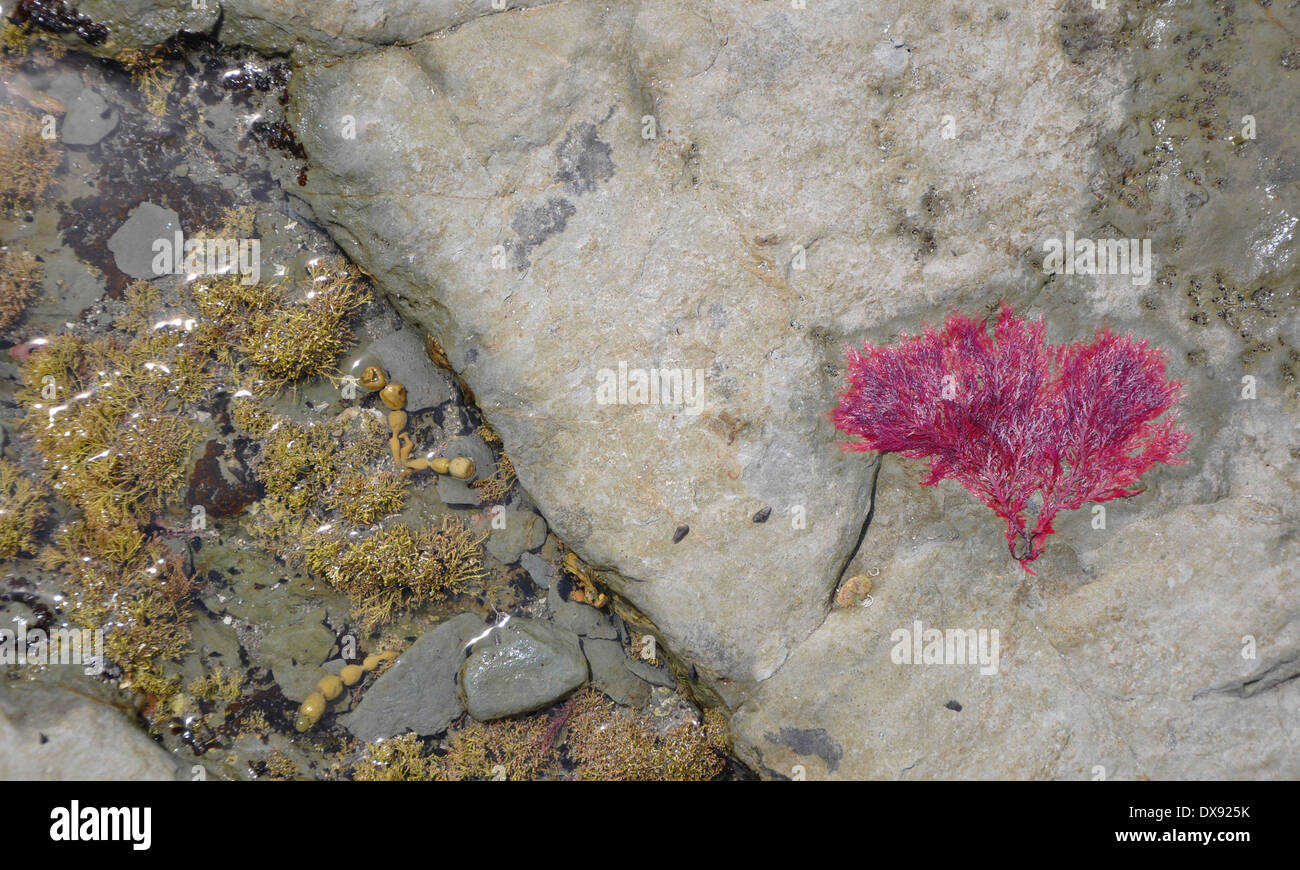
[484,508,547,564]
[0,680,186,780]
[60,87,118,146]
[546,583,619,641]
[277,0,1129,707]
[624,655,676,689]
[433,433,495,507]
[42,0,552,60]
[106,202,180,280]
[260,615,336,703]
[581,636,650,707]
[459,617,587,720]
[348,301,456,412]
[343,612,484,742]
[526,551,619,640]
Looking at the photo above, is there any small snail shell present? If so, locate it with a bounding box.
[379,382,407,411]
[430,457,451,475]
[360,365,388,391]
[317,674,344,701]
[295,692,327,732]
[340,664,365,686]
[448,457,475,480]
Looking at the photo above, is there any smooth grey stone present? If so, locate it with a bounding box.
[459,617,587,720]
[343,612,484,741]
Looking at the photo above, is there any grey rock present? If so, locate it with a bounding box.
[279,0,1127,705]
[434,433,495,506]
[624,656,676,689]
[484,508,548,564]
[459,618,588,719]
[46,0,551,60]
[729,461,1300,779]
[546,578,619,640]
[61,87,118,146]
[261,615,336,703]
[519,552,556,590]
[0,680,186,780]
[107,203,181,280]
[581,637,650,707]
[347,302,455,411]
[343,612,484,741]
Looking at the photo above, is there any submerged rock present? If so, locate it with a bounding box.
[484,508,547,565]
[0,680,187,780]
[343,612,484,742]
[60,87,118,146]
[459,617,587,720]
[106,202,180,280]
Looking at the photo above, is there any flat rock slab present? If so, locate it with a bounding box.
[459,617,588,720]
[343,612,484,741]
[0,680,186,780]
[107,202,181,280]
[279,0,1128,707]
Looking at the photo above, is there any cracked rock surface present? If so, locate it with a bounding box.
[37,0,1299,777]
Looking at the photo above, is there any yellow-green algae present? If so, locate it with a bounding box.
[0,457,48,558]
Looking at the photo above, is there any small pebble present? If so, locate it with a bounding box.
[753,506,772,523]
[672,524,689,543]
[945,700,962,712]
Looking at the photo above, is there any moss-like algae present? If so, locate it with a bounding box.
[326,470,408,526]
[189,258,369,394]
[0,105,59,215]
[304,516,488,632]
[0,457,48,558]
[565,689,728,781]
[0,247,43,331]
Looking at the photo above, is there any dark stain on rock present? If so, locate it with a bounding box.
[509,196,576,270]
[765,726,843,773]
[54,51,240,296]
[554,121,614,195]
[186,439,263,518]
[249,119,306,160]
